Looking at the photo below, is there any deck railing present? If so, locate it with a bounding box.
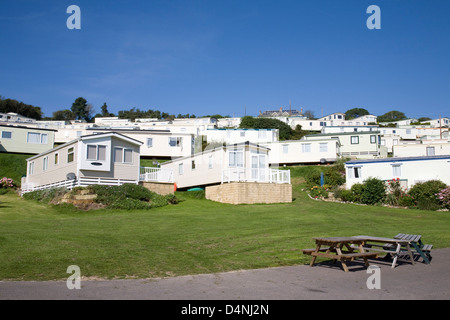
[20,177,138,195]
[221,168,290,184]
[139,167,174,183]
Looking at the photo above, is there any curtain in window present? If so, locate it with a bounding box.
[27,132,41,144]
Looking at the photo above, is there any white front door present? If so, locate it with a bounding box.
[251,154,267,181]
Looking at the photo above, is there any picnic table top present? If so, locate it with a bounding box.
[312,237,365,244]
[352,235,412,244]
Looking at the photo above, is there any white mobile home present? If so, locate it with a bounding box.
[86,128,194,159]
[393,141,450,158]
[22,132,143,193]
[303,131,385,159]
[345,155,450,190]
[160,141,290,190]
[262,138,341,165]
[205,128,279,146]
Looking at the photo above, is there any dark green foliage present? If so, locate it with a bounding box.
[239,116,293,140]
[305,164,345,188]
[88,184,178,209]
[71,97,88,121]
[377,110,407,123]
[338,190,355,202]
[22,187,67,203]
[408,180,447,211]
[350,183,365,203]
[0,96,42,120]
[345,108,369,120]
[360,177,386,205]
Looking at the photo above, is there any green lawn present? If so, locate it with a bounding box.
[0,153,30,186]
[1,181,450,281]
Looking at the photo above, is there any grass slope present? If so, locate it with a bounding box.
[0,153,30,185]
[1,179,449,281]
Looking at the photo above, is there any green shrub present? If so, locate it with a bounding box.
[360,177,386,205]
[305,166,345,188]
[350,183,365,203]
[107,198,152,210]
[23,187,67,203]
[408,180,447,211]
[339,190,355,202]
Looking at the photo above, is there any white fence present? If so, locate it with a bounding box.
[221,168,290,184]
[21,177,138,195]
[139,167,174,183]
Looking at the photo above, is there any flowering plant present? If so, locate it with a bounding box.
[0,177,16,189]
[436,186,450,209]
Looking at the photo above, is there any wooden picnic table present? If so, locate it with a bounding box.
[394,233,432,264]
[302,237,378,272]
[352,235,414,268]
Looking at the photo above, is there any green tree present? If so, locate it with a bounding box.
[71,97,89,121]
[0,96,43,120]
[240,116,293,140]
[52,109,74,121]
[100,102,114,117]
[377,110,407,123]
[345,108,369,120]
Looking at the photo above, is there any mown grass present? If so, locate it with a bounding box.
[1,174,450,281]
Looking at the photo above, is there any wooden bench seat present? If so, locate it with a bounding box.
[339,252,378,260]
[302,247,331,255]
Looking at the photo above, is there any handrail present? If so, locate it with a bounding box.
[221,168,290,184]
[139,167,174,183]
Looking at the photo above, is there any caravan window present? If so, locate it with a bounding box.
[229,149,244,167]
[114,147,133,164]
[1,131,12,139]
[67,147,74,163]
[347,166,362,179]
[392,164,402,177]
[87,145,106,161]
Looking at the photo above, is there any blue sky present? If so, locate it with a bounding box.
[1,0,449,119]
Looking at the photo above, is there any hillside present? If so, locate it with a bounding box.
[0,153,30,186]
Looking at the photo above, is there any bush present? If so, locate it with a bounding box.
[437,186,450,209]
[309,185,329,199]
[350,183,365,203]
[339,190,355,202]
[305,166,345,188]
[0,177,16,189]
[23,187,67,203]
[408,180,447,210]
[360,177,386,205]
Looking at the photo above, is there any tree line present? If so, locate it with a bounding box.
[0,95,436,125]
[0,96,43,120]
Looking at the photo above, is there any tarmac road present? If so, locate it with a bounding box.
[1,248,449,301]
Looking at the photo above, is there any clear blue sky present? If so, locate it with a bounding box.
[1,0,449,119]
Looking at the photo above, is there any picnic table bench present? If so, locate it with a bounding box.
[393,233,432,264]
[351,234,432,268]
[302,237,378,272]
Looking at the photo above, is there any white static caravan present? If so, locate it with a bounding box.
[393,141,450,158]
[205,128,279,146]
[160,141,290,190]
[22,132,143,193]
[262,137,341,165]
[303,131,385,159]
[345,155,450,190]
[85,128,194,159]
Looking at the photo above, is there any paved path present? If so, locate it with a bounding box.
[1,248,449,301]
